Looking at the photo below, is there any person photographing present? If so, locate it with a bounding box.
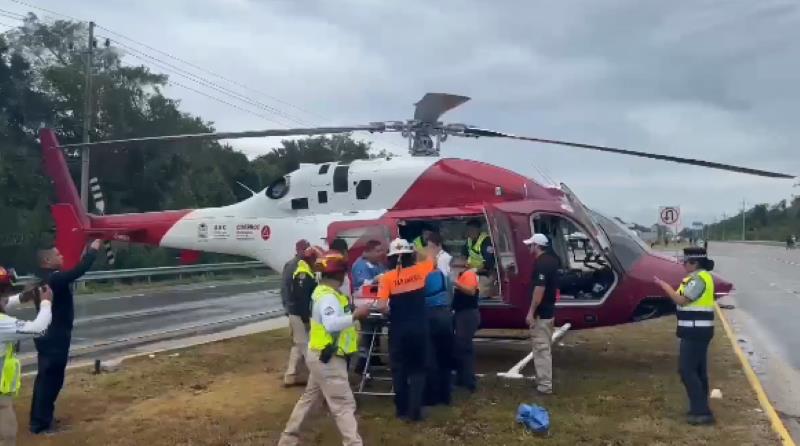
[30,239,100,434]
[654,247,716,426]
[0,267,54,446]
[279,250,371,446]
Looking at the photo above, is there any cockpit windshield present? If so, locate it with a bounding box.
[589,211,648,271]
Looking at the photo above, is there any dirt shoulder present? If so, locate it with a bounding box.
[16,317,778,446]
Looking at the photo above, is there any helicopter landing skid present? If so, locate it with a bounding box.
[496,323,572,379]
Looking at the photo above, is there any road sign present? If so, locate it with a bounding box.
[659,206,680,226]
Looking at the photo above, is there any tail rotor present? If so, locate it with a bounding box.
[89,177,116,266]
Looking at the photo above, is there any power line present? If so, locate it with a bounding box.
[94,24,325,122]
[103,40,298,128]
[0,12,23,22]
[4,0,406,153]
[5,0,80,21]
[167,79,292,126]
[0,7,24,19]
[98,35,310,127]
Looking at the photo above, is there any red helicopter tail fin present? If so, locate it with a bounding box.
[40,129,91,270]
[50,204,89,271]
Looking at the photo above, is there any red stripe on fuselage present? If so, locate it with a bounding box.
[391,158,557,210]
[90,210,191,245]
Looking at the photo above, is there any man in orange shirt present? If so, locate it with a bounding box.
[452,267,480,392]
[377,238,435,422]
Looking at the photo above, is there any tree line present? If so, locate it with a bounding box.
[0,16,387,273]
[705,196,800,242]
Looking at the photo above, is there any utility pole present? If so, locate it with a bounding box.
[741,200,746,241]
[80,21,95,211]
[721,213,727,240]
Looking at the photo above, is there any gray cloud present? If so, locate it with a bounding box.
[15,0,800,225]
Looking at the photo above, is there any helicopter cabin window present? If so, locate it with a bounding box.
[531,213,617,303]
[355,180,372,200]
[291,197,309,210]
[333,165,349,193]
[318,164,330,175]
[317,190,328,204]
[399,217,504,302]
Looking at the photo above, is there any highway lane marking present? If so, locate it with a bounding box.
[717,303,797,446]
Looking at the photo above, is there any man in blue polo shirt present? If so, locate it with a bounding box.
[351,240,387,374]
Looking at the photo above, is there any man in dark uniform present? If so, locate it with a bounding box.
[30,240,100,434]
[523,233,560,395]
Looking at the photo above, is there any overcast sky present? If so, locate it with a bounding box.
[7,0,800,226]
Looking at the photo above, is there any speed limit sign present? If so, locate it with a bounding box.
[659,206,680,225]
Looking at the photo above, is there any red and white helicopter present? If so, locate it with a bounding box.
[41,93,793,333]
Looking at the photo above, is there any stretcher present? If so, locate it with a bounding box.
[352,284,394,398]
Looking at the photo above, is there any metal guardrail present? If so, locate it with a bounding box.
[15,261,268,286]
[720,240,785,247]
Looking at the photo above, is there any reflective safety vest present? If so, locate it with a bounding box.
[676,270,715,340]
[308,284,358,356]
[292,259,314,280]
[0,316,21,397]
[466,233,489,269]
[413,236,425,252]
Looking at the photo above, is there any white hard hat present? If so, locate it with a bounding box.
[523,233,549,247]
[387,238,414,256]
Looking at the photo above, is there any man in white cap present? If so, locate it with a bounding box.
[522,233,561,395]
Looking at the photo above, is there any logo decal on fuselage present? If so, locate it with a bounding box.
[236,223,260,240]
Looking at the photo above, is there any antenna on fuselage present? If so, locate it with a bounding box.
[236,181,257,197]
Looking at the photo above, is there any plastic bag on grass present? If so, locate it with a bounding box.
[516,403,550,434]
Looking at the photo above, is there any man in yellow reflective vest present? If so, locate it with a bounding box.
[412,222,437,254]
[283,246,322,387]
[654,247,716,426]
[279,251,371,446]
[0,267,53,446]
[462,219,496,297]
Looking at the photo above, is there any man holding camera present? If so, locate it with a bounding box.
[30,240,100,435]
[0,267,54,446]
[278,250,371,446]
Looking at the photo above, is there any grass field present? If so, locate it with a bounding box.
[15,317,778,446]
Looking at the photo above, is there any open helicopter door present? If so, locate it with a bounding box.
[483,203,519,304]
[559,183,623,273]
[326,218,398,267]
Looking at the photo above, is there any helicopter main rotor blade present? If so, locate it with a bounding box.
[414,93,471,124]
[59,124,386,149]
[463,127,794,179]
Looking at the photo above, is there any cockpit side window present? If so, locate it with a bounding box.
[266,176,289,199]
[590,211,646,271]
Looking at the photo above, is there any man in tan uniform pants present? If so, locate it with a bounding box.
[278,251,370,446]
[522,234,560,395]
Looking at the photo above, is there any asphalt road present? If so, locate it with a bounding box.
[9,279,283,362]
[711,242,800,439]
